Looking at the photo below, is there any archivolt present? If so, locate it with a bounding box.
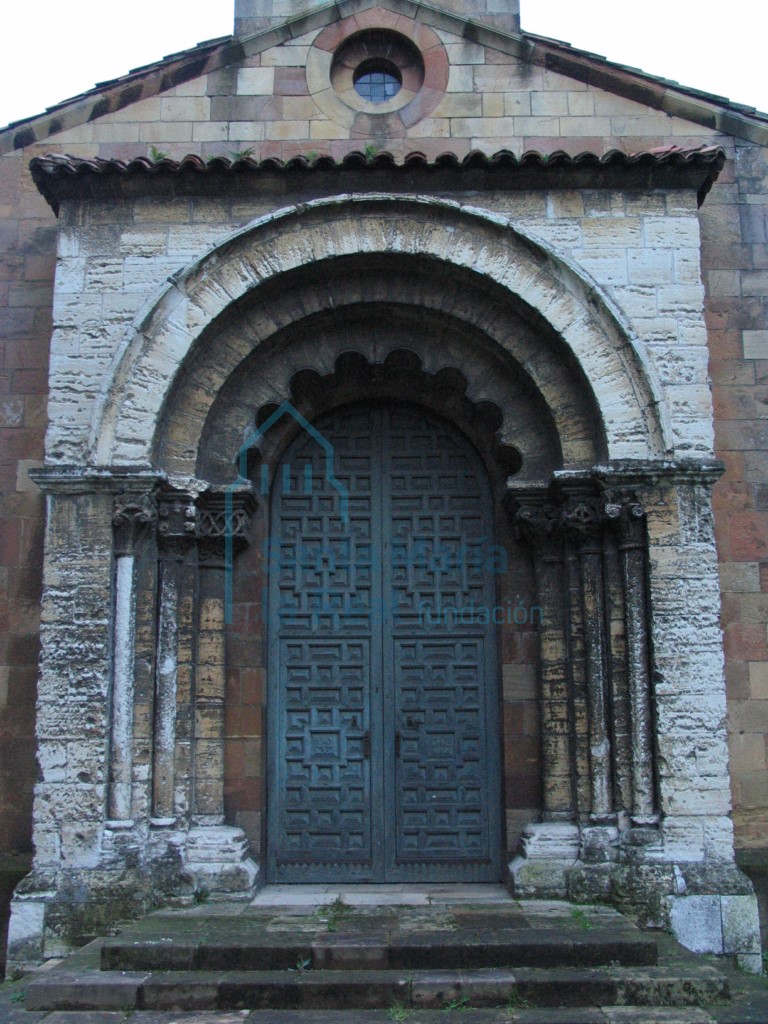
[91,195,667,469]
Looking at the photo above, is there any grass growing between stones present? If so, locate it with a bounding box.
[443,995,470,1010]
[388,1001,412,1021]
[570,907,593,931]
[504,990,529,1011]
[317,894,355,932]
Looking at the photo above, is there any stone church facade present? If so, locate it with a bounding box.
[1,0,767,974]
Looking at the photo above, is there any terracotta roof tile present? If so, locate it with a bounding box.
[30,145,727,215]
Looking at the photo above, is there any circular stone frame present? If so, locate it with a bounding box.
[307,8,449,133]
[334,30,423,114]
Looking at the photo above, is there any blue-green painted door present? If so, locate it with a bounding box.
[267,403,502,882]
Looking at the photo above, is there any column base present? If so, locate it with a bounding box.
[6,826,261,973]
[184,826,260,901]
[508,822,580,898]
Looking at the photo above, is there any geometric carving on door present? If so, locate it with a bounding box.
[268,403,502,882]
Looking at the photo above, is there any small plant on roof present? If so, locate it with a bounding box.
[229,147,256,161]
[148,145,169,163]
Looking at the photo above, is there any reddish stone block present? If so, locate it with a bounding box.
[11,369,48,394]
[724,623,768,662]
[400,87,445,129]
[355,6,407,33]
[713,481,754,512]
[725,660,750,701]
[721,592,742,626]
[226,669,242,705]
[712,387,756,420]
[313,16,364,53]
[716,419,768,452]
[274,67,310,96]
[504,773,542,808]
[240,667,265,705]
[0,521,22,566]
[728,512,768,561]
[225,738,246,780]
[503,702,525,735]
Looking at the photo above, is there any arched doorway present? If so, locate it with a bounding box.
[266,402,503,882]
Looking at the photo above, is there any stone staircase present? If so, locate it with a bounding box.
[15,892,766,1021]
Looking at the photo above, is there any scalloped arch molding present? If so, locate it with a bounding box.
[90,195,674,468]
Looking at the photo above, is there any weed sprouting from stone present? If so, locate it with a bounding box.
[317,893,355,933]
[505,990,528,1011]
[288,956,312,973]
[388,1001,412,1021]
[443,995,470,1011]
[570,906,593,931]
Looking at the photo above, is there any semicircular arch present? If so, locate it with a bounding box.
[91,195,668,469]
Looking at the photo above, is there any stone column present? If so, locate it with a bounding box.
[561,487,618,863]
[604,490,658,828]
[151,490,196,826]
[185,487,260,899]
[512,495,573,820]
[561,492,614,823]
[509,489,580,897]
[109,494,156,827]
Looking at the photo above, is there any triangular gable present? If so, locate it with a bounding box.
[1,0,766,158]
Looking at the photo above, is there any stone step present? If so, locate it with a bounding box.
[99,926,658,972]
[24,963,730,1013]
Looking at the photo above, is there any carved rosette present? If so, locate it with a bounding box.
[560,494,603,549]
[113,494,157,556]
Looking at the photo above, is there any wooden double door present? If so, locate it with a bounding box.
[267,403,502,882]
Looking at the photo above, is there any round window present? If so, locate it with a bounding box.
[328,29,425,114]
[353,60,403,103]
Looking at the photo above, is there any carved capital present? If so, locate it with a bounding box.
[560,496,603,546]
[157,489,197,555]
[195,489,257,567]
[603,489,646,548]
[512,499,563,552]
[113,494,156,556]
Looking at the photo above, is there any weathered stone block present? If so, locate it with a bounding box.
[669,895,723,954]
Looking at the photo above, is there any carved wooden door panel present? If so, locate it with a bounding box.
[267,404,502,882]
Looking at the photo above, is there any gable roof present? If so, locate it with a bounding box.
[2,0,767,157]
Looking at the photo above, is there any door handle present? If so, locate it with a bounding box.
[395,731,401,758]
[362,731,371,759]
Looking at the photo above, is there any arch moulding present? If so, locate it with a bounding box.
[89,195,669,470]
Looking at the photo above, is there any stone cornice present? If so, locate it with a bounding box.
[29,465,165,495]
[29,147,726,216]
